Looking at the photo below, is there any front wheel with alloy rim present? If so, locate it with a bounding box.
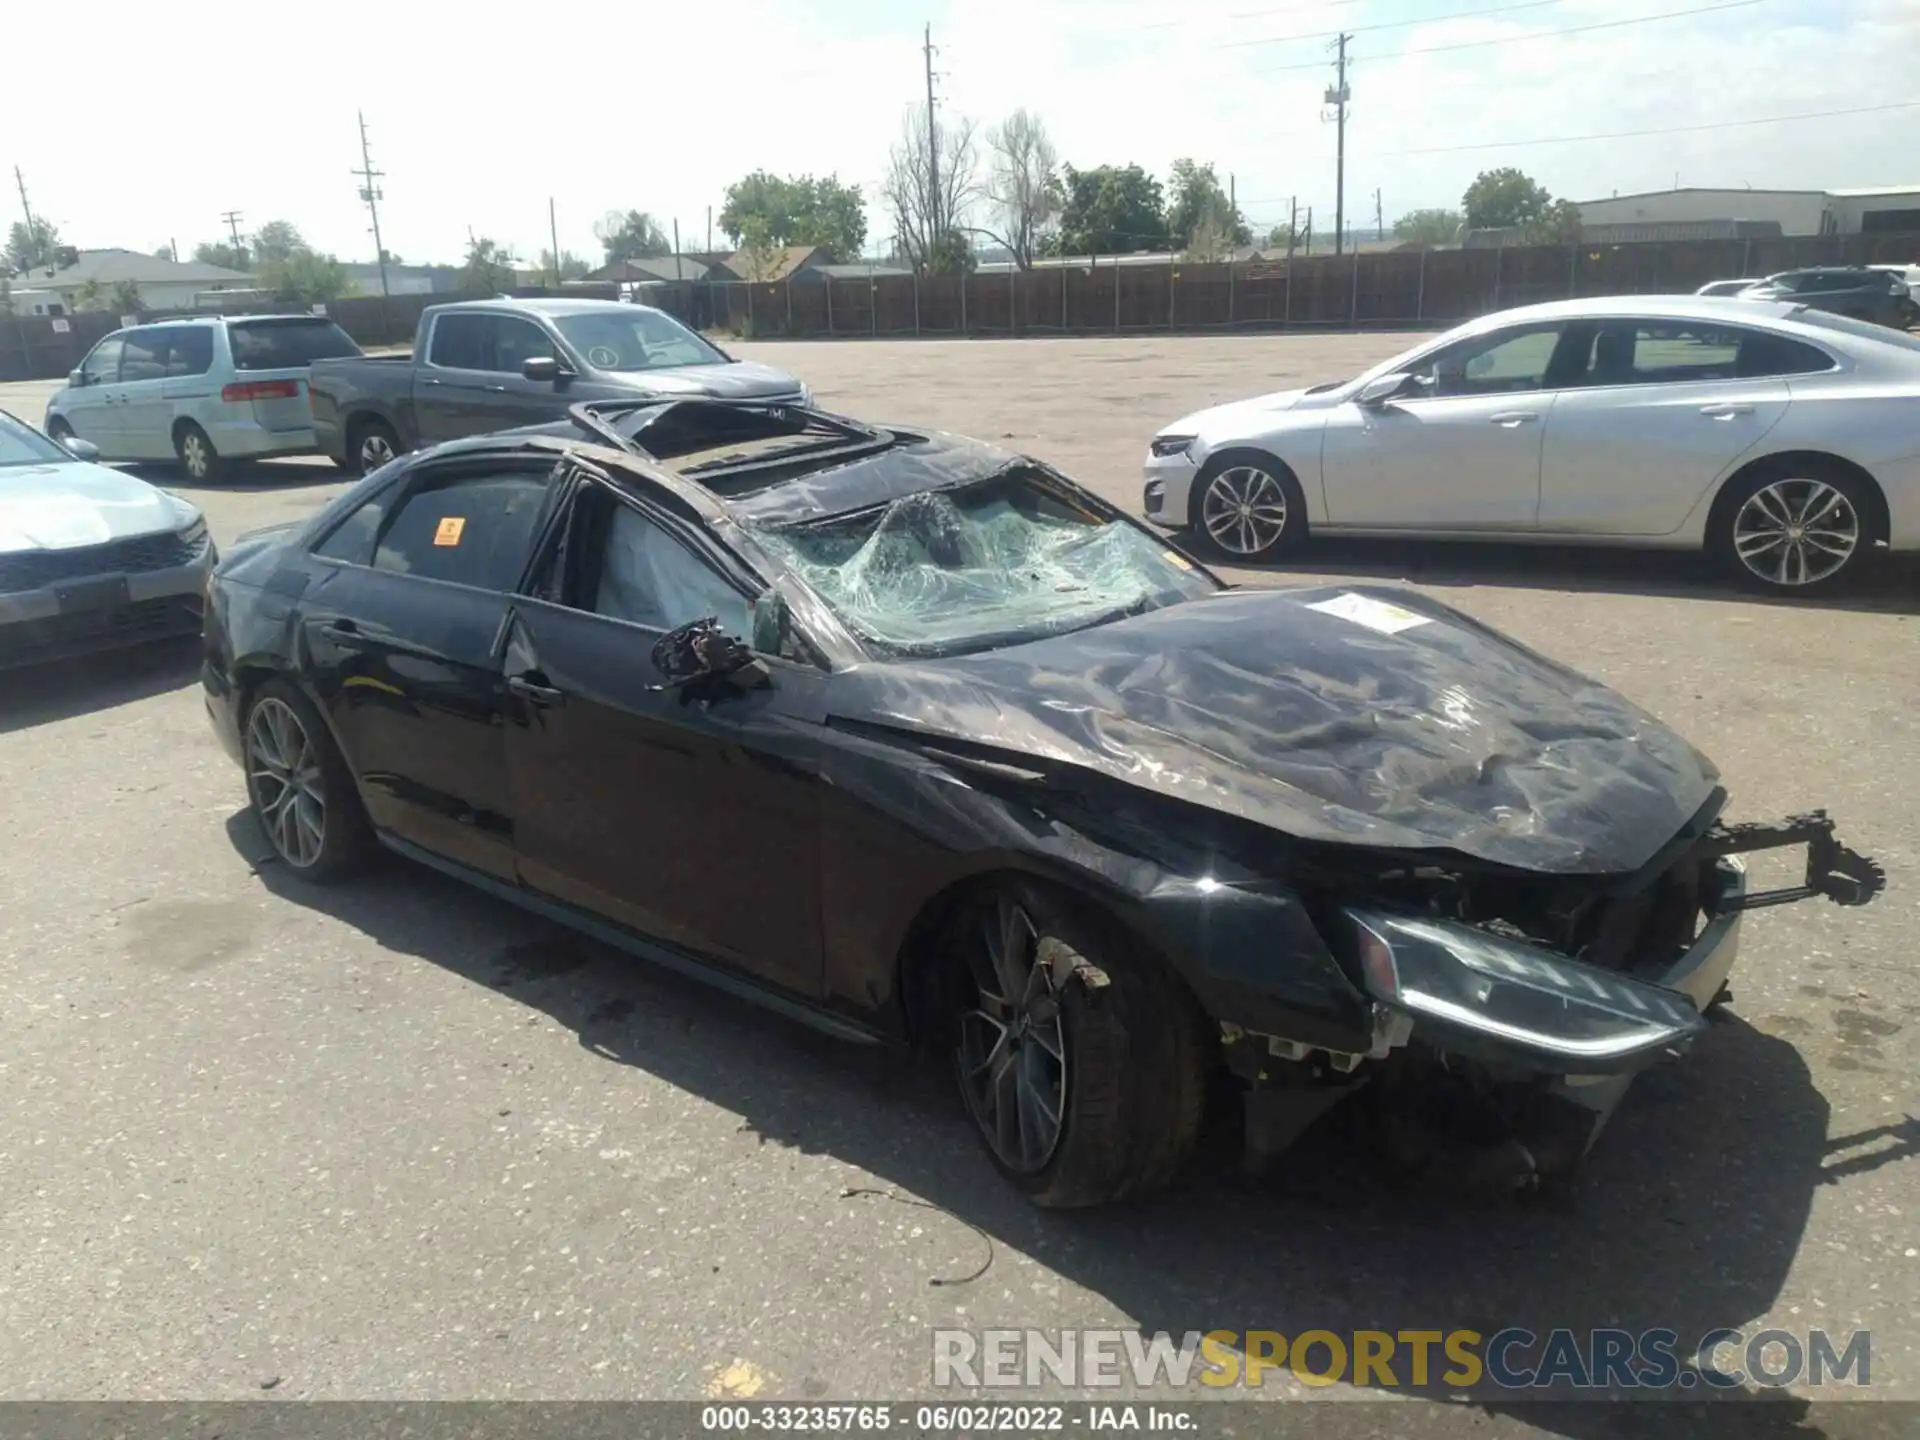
[350,420,400,476]
[947,882,1209,1208]
[244,680,372,883]
[1711,461,1878,595]
[175,422,222,482]
[1191,453,1307,562]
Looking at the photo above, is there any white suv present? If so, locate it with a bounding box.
[45,315,363,481]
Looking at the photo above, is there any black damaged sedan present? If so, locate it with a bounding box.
[202,399,1882,1205]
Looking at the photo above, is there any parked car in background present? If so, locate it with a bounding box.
[201,395,1881,1204]
[1737,267,1916,327]
[1142,296,1920,594]
[1,409,214,670]
[1695,278,1765,297]
[306,298,811,476]
[43,315,363,481]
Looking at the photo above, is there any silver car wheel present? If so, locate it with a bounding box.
[180,430,213,480]
[247,697,327,869]
[956,893,1068,1176]
[1732,478,1860,588]
[1200,465,1289,556]
[358,431,396,473]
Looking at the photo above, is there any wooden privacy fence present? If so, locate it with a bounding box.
[680,229,1920,340]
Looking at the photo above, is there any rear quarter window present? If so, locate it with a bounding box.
[228,319,363,370]
[372,471,549,591]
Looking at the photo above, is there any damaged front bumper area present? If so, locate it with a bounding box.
[1233,811,1883,1191]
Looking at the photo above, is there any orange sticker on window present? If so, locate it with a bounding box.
[433,516,466,547]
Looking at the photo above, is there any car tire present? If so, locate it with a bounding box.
[47,416,77,445]
[348,418,401,477]
[945,881,1210,1208]
[1190,451,1308,563]
[242,678,374,884]
[1709,458,1879,596]
[174,422,223,483]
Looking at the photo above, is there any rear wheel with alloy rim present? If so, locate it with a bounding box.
[1192,453,1307,562]
[175,422,222,482]
[947,882,1209,1207]
[1712,460,1877,595]
[244,680,372,882]
[350,420,400,476]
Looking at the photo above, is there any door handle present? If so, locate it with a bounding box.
[422,377,444,387]
[486,384,508,394]
[1701,403,1754,419]
[1488,411,1539,426]
[319,619,363,644]
[508,674,565,707]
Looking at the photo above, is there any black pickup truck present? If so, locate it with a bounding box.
[307,297,810,474]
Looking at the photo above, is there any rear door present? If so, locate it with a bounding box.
[225,317,361,436]
[299,452,560,879]
[500,470,826,995]
[158,324,219,444]
[416,312,568,444]
[63,333,126,450]
[1538,319,1800,535]
[116,327,180,459]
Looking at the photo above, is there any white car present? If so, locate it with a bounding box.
[44,314,363,482]
[1695,278,1766,297]
[1144,296,1920,594]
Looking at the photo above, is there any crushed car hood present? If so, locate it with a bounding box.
[0,462,190,552]
[617,360,800,400]
[843,585,1720,874]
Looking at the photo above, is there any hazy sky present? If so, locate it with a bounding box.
[5,0,1915,268]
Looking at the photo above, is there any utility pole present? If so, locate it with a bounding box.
[1287,197,1297,259]
[221,210,246,265]
[1374,188,1384,244]
[1328,33,1352,256]
[1304,206,1313,256]
[549,198,562,288]
[14,166,46,267]
[352,111,391,301]
[923,23,940,262]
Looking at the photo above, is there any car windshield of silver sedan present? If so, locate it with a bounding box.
[753,468,1217,657]
[0,412,70,468]
[552,310,728,372]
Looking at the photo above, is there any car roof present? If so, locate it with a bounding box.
[433,297,655,318]
[120,313,334,330]
[1458,294,1805,327]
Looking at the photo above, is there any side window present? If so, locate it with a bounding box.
[1736,331,1835,378]
[372,468,550,591]
[82,334,125,383]
[1414,326,1563,397]
[119,329,169,382]
[1578,321,1740,386]
[594,500,753,640]
[168,326,214,377]
[313,488,395,566]
[427,313,489,370]
[492,317,555,374]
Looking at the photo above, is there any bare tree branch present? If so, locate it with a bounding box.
[881,108,980,272]
[984,110,1060,270]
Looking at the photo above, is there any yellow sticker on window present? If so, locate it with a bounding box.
[433,516,466,547]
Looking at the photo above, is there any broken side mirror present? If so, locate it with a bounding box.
[649,616,770,696]
[751,589,793,658]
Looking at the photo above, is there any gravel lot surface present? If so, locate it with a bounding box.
[1,334,1914,1427]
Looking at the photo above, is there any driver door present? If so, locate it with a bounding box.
[1319,322,1581,530]
[62,333,126,451]
[501,471,827,996]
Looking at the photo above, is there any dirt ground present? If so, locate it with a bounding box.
[0,333,1915,1421]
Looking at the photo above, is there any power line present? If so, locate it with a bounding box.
[1368,98,1920,158]
[1218,0,1567,52]
[1247,0,1772,73]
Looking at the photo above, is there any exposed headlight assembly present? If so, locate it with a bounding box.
[1149,435,1196,458]
[1340,908,1706,1070]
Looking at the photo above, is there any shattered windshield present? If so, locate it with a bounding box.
[752,468,1218,657]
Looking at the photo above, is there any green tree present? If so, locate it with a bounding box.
[1526,197,1584,245]
[732,216,783,282]
[251,220,306,266]
[1165,158,1249,254]
[6,218,62,273]
[461,236,517,294]
[193,239,249,271]
[719,172,866,260]
[263,249,350,305]
[1393,208,1464,246]
[108,280,145,316]
[1055,164,1168,255]
[72,278,111,313]
[1462,168,1552,230]
[593,210,672,262]
[538,248,592,282]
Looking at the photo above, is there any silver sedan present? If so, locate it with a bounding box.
[1143,296,1920,594]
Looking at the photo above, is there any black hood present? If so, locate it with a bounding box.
[838,585,1720,875]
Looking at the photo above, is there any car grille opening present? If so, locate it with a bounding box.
[0,531,206,594]
[0,596,204,669]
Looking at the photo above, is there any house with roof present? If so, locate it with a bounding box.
[587,255,715,284]
[718,244,836,283]
[4,247,254,315]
